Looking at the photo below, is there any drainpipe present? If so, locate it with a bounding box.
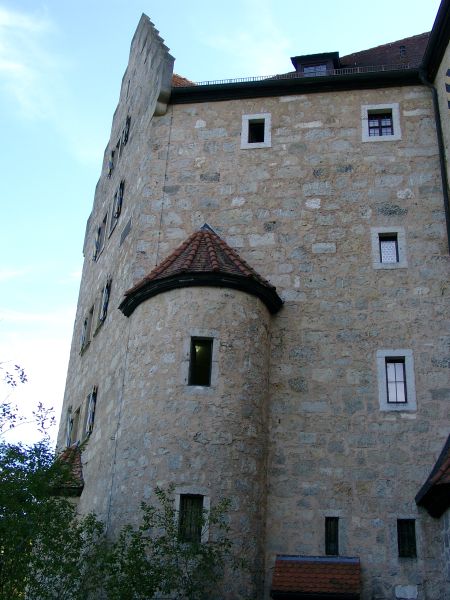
[419,68,450,254]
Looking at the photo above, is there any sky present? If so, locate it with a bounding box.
[0,0,442,444]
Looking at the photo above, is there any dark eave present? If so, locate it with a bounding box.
[119,271,283,317]
[416,433,450,518]
[422,0,450,81]
[171,69,422,104]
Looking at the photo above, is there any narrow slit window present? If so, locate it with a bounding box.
[189,338,213,386]
[179,494,203,543]
[379,233,399,263]
[368,110,393,137]
[248,119,265,143]
[325,517,339,555]
[386,358,407,403]
[397,519,417,558]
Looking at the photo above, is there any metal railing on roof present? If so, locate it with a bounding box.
[177,62,421,87]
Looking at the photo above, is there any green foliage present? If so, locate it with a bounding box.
[102,486,236,600]
[0,440,104,600]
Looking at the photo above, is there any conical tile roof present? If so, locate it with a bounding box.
[120,224,283,316]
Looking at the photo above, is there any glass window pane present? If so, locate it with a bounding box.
[386,363,396,382]
[388,382,398,402]
[396,383,406,403]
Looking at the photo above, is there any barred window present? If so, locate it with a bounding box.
[178,494,203,543]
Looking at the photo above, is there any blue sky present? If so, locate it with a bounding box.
[0,0,442,443]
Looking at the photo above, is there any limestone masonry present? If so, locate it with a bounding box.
[58,3,450,599]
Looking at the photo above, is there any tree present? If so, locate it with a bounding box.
[102,486,236,600]
[0,368,238,599]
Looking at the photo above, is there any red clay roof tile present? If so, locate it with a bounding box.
[172,73,195,87]
[272,556,360,596]
[125,224,275,296]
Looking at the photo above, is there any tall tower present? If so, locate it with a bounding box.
[58,8,450,600]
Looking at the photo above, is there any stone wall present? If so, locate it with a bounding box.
[58,27,450,600]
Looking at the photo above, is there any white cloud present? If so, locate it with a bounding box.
[0,307,75,325]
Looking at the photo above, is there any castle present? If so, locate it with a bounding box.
[58,2,450,598]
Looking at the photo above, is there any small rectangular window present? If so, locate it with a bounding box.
[248,120,265,143]
[98,279,111,326]
[386,358,407,403]
[179,494,203,543]
[93,214,108,261]
[325,517,339,555]
[379,233,399,263]
[241,113,271,149]
[80,305,94,351]
[69,407,80,445]
[368,110,393,137]
[397,519,417,558]
[110,181,124,235]
[83,386,97,438]
[189,338,213,386]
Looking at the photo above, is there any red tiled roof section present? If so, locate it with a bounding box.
[172,73,195,87]
[340,32,430,68]
[125,225,275,296]
[272,556,360,596]
[58,444,84,491]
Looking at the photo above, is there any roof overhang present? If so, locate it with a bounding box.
[119,272,284,317]
[171,69,421,104]
[416,433,450,518]
[422,0,450,81]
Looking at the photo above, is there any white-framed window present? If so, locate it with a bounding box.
[241,113,272,149]
[181,329,219,391]
[361,103,401,142]
[370,227,407,269]
[175,486,210,543]
[376,349,417,411]
[82,386,97,439]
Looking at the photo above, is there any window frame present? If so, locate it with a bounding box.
[188,337,213,387]
[80,304,95,352]
[241,113,272,149]
[385,358,407,404]
[370,227,407,270]
[97,279,112,328]
[182,330,219,391]
[82,386,97,439]
[376,349,417,412]
[361,103,401,142]
[175,487,210,543]
[93,213,108,261]
[109,181,124,236]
